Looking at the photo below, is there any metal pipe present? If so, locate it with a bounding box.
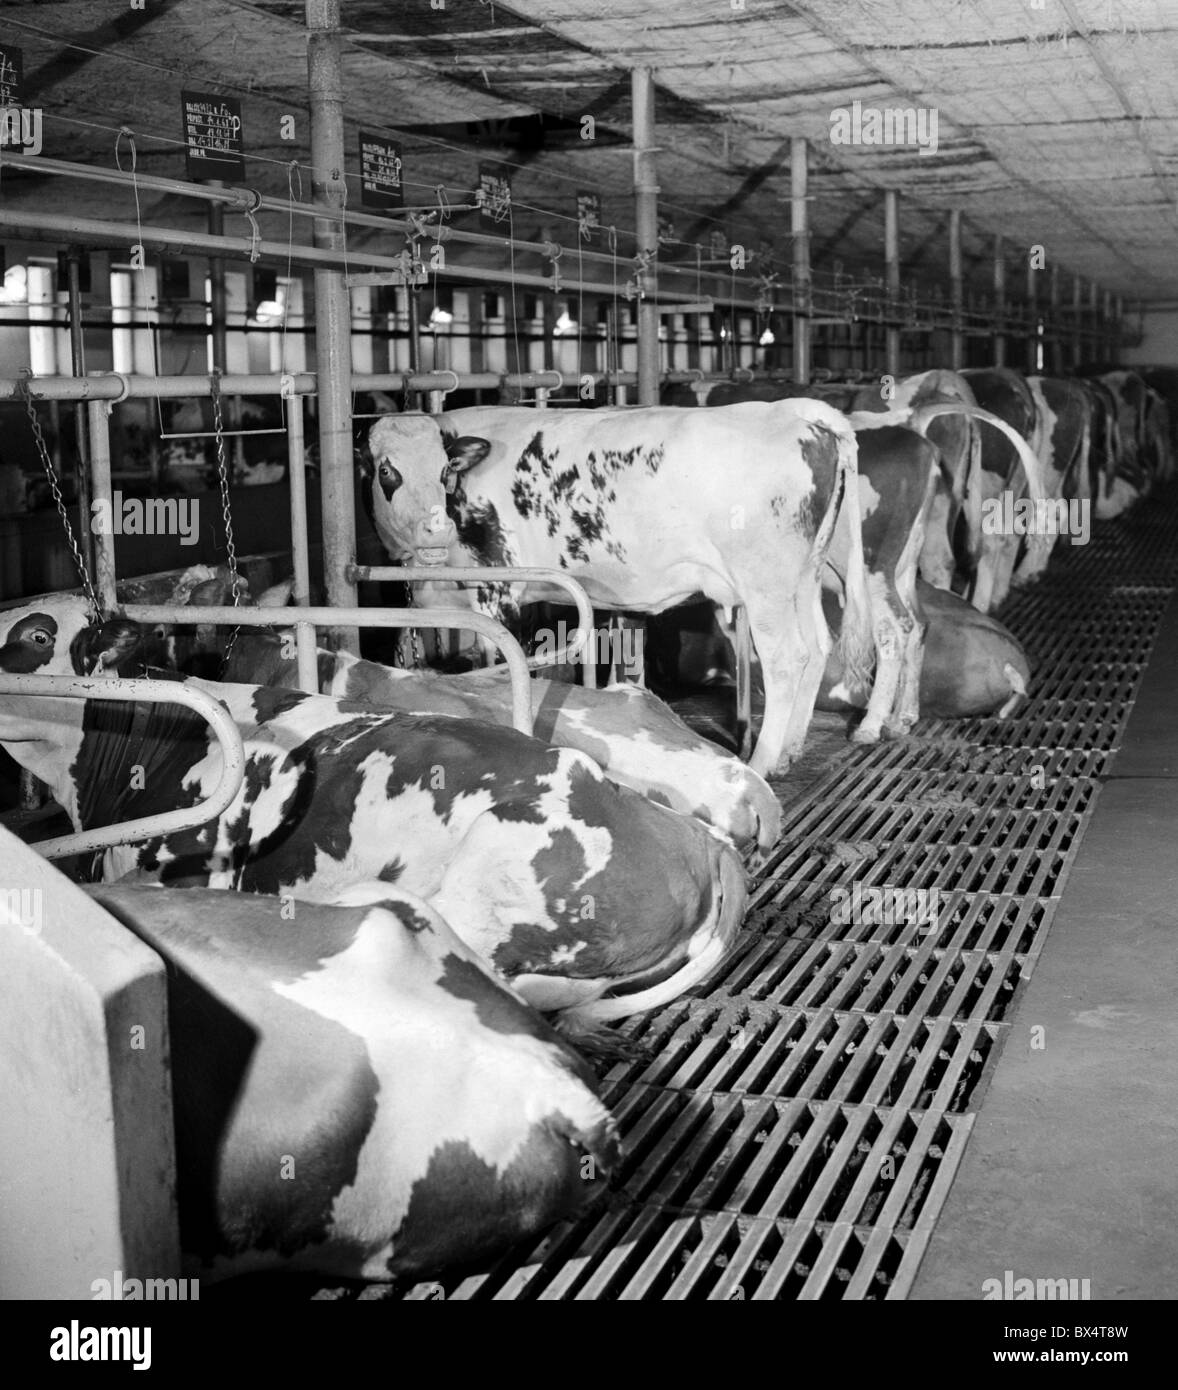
[884,190,900,377]
[1049,264,1061,375]
[792,136,811,386]
[283,387,318,693]
[0,148,689,277]
[0,676,246,860]
[993,236,1006,368]
[351,564,597,688]
[121,604,534,734]
[0,367,795,404]
[948,209,963,371]
[64,248,94,585]
[207,194,228,373]
[86,398,118,613]
[1026,251,1038,374]
[1072,275,1083,368]
[632,67,661,406]
[0,206,761,308]
[307,0,358,650]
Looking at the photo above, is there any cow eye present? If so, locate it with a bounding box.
[28,629,51,646]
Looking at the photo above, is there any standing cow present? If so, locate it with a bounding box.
[363,401,875,778]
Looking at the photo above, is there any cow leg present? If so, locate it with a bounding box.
[851,574,908,744]
[744,574,825,778]
[919,488,956,591]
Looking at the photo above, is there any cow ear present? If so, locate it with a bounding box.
[75,618,143,674]
[443,436,491,475]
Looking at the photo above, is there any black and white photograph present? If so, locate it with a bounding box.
[0,0,1173,1355]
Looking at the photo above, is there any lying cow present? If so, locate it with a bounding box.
[363,401,875,778]
[223,631,781,856]
[820,579,1030,719]
[0,595,745,1024]
[89,881,619,1283]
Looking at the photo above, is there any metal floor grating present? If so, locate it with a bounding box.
[337,492,1178,1302]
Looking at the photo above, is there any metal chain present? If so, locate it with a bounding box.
[210,370,244,669]
[18,373,101,619]
[399,579,427,669]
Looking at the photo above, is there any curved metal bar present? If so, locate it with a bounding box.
[349,565,598,689]
[121,604,534,733]
[0,676,245,861]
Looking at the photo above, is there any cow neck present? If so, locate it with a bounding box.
[73,683,211,835]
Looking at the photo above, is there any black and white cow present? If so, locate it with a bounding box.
[0,596,746,1024]
[89,881,619,1284]
[362,401,875,778]
[222,631,782,856]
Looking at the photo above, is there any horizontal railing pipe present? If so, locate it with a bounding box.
[0,676,245,860]
[350,565,597,687]
[120,604,534,733]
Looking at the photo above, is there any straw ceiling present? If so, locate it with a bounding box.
[2,1,1176,303]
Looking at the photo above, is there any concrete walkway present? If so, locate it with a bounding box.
[911,591,1178,1301]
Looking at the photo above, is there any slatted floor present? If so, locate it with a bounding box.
[366,489,1178,1302]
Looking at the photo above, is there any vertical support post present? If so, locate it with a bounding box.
[1102,289,1114,362]
[791,136,811,386]
[1114,293,1123,362]
[948,209,963,371]
[1049,263,1061,375]
[87,399,118,614]
[1026,252,1038,374]
[1088,280,1099,365]
[993,236,1006,368]
[207,197,228,373]
[632,67,660,406]
[1072,275,1083,368]
[284,386,318,695]
[65,247,93,584]
[884,189,900,378]
[307,0,358,652]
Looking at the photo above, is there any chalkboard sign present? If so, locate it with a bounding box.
[576,191,600,246]
[359,132,403,210]
[477,164,511,223]
[0,43,23,108]
[181,91,245,182]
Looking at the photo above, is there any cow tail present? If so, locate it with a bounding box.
[828,428,876,693]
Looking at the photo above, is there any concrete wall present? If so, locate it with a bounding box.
[0,829,178,1298]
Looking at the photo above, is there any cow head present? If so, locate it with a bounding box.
[364,413,490,563]
[0,595,144,749]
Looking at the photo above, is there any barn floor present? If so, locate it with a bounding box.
[354,485,1177,1303]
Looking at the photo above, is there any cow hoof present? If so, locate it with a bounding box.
[850,722,881,745]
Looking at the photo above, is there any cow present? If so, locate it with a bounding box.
[0,595,746,1025]
[662,378,1040,734]
[1015,376,1093,585]
[87,881,619,1284]
[819,578,1030,720]
[363,401,875,778]
[959,367,1053,613]
[222,630,782,857]
[663,370,985,594]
